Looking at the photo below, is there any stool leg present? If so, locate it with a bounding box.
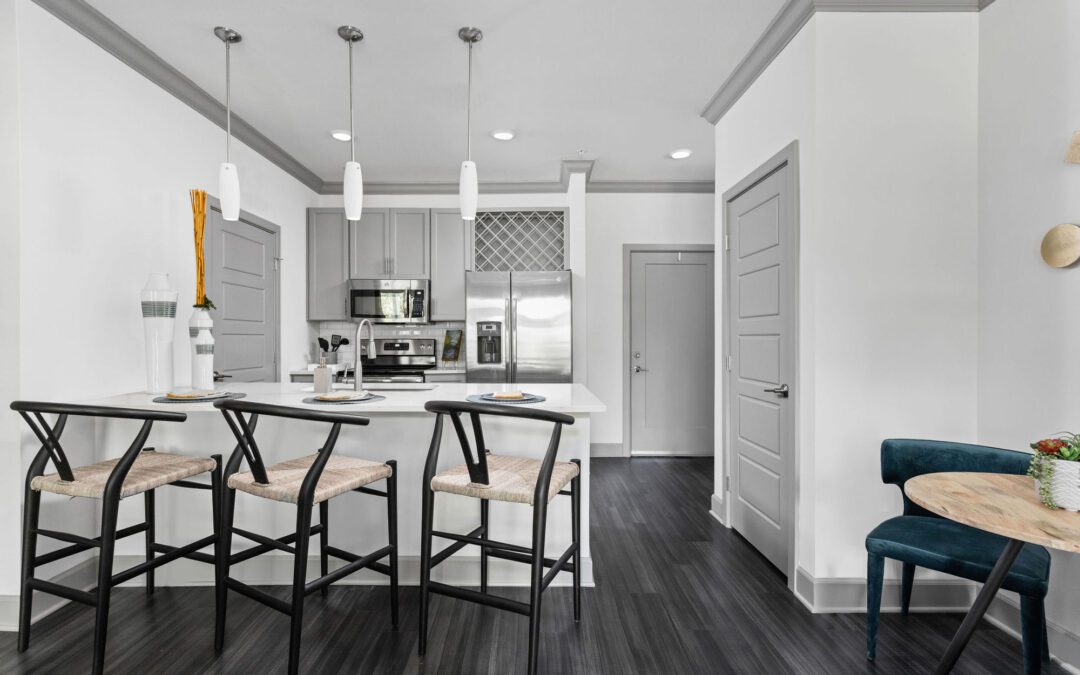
[92,494,120,675]
[215,485,236,654]
[418,486,434,657]
[288,501,313,675]
[528,497,549,675]
[18,487,41,652]
[571,460,581,623]
[319,501,329,599]
[144,489,156,596]
[480,498,489,594]
[386,460,399,630]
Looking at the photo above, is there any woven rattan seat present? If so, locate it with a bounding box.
[227,454,392,505]
[30,451,217,500]
[430,454,580,505]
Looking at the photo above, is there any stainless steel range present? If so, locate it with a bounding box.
[344,338,437,383]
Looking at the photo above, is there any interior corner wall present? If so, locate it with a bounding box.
[585,192,715,447]
[976,0,1080,650]
[714,11,980,580]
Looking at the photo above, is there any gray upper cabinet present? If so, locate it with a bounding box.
[431,209,468,321]
[307,208,350,321]
[349,208,391,278]
[390,209,430,279]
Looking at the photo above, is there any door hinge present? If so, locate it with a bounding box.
[273,257,283,271]
[724,234,730,252]
[725,475,731,492]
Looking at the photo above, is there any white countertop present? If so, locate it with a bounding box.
[82,382,606,415]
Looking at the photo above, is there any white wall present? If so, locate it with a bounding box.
[585,193,715,446]
[1,0,319,599]
[714,12,980,580]
[977,0,1080,652]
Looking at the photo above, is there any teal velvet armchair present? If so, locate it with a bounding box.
[866,439,1051,674]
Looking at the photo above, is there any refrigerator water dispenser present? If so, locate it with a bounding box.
[476,321,502,364]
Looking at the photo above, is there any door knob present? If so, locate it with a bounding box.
[633,365,648,373]
[764,384,789,397]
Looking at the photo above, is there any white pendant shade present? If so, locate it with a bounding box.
[343,161,364,221]
[459,160,478,221]
[219,162,239,221]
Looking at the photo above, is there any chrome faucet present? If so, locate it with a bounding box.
[354,319,377,391]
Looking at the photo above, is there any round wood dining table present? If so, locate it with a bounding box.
[905,472,1080,674]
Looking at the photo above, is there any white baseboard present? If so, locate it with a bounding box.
[709,493,727,526]
[794,566,1080,672]
[590,443,625,458]
[0,553,594,632]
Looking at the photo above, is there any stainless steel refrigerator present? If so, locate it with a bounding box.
[466,271,573,383]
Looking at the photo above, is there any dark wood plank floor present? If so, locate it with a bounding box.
[0,458,1040,674]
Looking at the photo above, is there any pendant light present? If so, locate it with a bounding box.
[458,27,482,221]
[214,27,242,221]
[338,26,365,221]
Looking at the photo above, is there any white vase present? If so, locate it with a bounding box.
[1042,458,1080,512]
[189,308,215,391]
[141,273,177,394]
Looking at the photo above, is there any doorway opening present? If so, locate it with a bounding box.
[622,244,715,457]
[721,141,799,585]
[205,200,282,382]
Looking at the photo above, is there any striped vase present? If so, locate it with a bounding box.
[141,274,177,394]
[189,308,215,391]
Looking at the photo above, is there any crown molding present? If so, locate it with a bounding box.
[589,181,714,194]
[701,0,993,125]
[33,0,325,193]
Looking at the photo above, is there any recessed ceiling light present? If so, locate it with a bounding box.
[331,130,352,142]
[669,148,693,160]
[491,130,515,141]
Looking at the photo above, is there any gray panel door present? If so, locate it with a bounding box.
[629,251,714,455]
[206,207,279,382]
[727,163,794,574]
[431,209,467,321]
[307,208,349,320]
[390,208,430,279]
[349,208,390,279]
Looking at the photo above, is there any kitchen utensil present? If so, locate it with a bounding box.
[318,337,330,352]
[331,334,342,351]
[336,338,350,351]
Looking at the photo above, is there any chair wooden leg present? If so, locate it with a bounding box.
[386,460,399,630]
[145,489,156,596]
[418,485,434,657]
[900,562,915,616]
[18,487,41,652]
[571,460,581,623]
[527,498,549,675]
[866,553,885,662]
[480,498,489,594]
[92,494,120,675]
[319,501,330,599]
[215,485,236,654]
[288,501,313,675]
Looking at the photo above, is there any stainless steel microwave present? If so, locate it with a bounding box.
[348,279,429,324]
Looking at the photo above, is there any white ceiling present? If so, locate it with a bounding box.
[87,0,785,186]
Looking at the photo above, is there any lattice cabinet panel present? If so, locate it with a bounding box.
[473,210,565,272]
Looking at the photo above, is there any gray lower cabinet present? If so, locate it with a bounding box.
[430,209,468,321]
[425,371,466,383]
[349,208,391,278]
[307,208,350,320]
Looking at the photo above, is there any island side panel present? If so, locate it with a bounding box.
[100,411,593,587]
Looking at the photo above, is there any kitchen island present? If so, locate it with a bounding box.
[79,382,604,588]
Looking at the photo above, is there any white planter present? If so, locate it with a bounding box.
[1037,458,1080,512]
[189,308,215,391]
[141,273,177,394]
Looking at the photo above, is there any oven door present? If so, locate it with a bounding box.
[349,279,429,323]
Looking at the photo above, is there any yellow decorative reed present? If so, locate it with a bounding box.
[189,189,207,306]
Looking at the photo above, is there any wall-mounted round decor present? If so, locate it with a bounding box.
[1041,223,1080,268]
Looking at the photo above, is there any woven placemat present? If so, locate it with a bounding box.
[466,394,546,405]
[152,392,247,404]
[301,394,386,405]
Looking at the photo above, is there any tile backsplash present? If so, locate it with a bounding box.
[313,321,466,369]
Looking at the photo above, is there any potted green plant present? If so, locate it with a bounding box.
[1028,435,1080,511]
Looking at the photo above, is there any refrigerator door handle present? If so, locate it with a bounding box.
[511,298,519,382]
[504,297,513,382]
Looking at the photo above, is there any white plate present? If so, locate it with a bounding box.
[313,391,375,402]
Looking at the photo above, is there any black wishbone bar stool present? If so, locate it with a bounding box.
[419,400,580,675]
[214,398,398,675]
[11,400,222,675]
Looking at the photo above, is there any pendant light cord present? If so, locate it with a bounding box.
[225,41,232,163]
[466,41,473,162]
[348,40,356,163]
